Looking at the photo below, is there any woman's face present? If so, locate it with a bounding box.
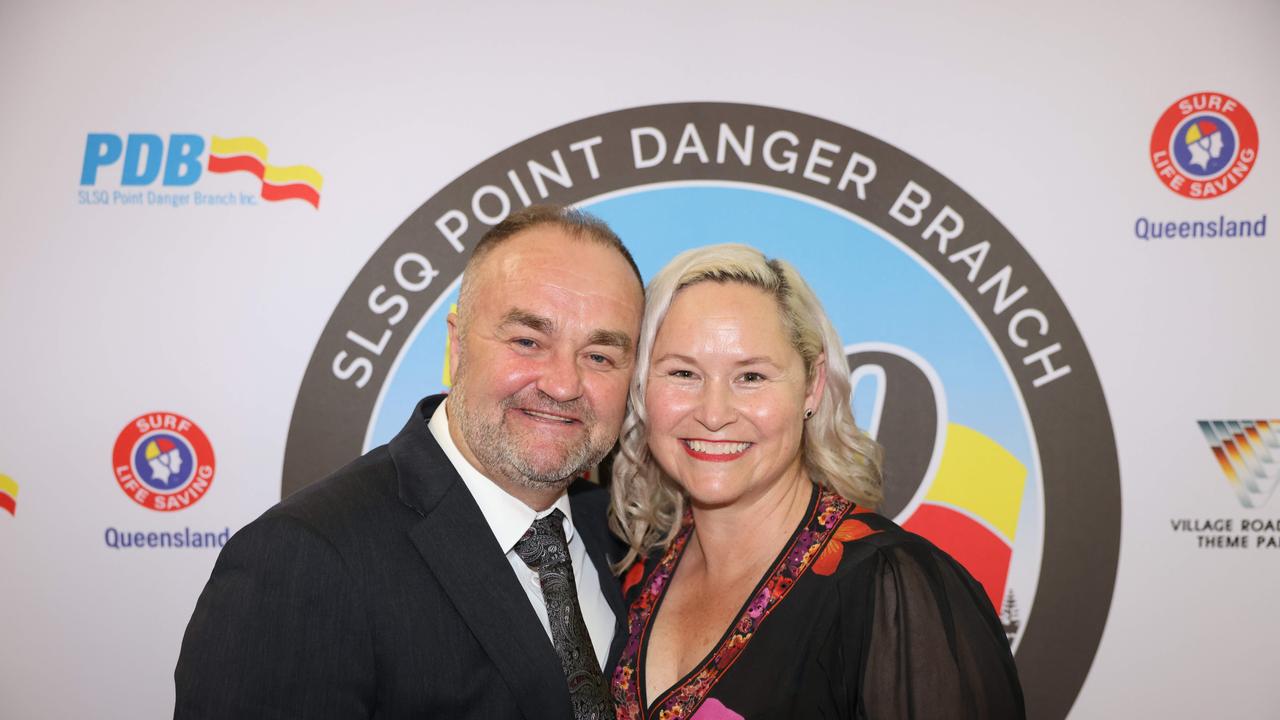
[645,281,823,510]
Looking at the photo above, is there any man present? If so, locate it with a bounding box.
[175,205,645,719]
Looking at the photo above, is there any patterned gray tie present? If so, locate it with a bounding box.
[513,509,614,720]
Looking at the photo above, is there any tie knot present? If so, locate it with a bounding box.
[513,508,569,571]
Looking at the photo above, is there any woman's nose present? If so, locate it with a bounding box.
[693,381,737,431]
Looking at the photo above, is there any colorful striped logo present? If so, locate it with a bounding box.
[1199,420,1280,508]
[900,423,1026,611]
[207,136,323,208]
[0,474,17,516]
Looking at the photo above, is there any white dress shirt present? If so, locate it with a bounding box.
[428,398,615,670]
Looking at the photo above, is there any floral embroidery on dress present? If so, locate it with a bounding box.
[812,518,880,576]
[612,488,855,720]
[622,562,646,595]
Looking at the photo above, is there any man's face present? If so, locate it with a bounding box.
[447,226,643,494]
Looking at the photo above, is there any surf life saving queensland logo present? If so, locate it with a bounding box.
[283,104,1120,719]
[112,412,215,511]
[77,133,323,208]
[1137,91,1266,241]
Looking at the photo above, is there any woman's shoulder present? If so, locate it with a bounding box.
[811,497,965,583]
[820,504,1026,717]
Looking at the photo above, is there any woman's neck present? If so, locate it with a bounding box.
[685,469,814,582]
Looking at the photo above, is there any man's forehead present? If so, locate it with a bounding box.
[471,233,640,303]
[491,228,599,268]
[481,226,636,280]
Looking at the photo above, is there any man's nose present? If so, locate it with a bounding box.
[536,349,584,403]
[693,381,737,432]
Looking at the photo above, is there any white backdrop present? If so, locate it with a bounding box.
[1,2,1277,718]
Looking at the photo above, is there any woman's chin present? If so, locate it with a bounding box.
[685,492,741,511]
[678,467,810,514]
[679,477,757,511]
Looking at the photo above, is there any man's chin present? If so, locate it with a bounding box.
[510,473,578,491]
[508,447,605,486]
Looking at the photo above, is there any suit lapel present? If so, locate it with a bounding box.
[407,487,570,720]
[393,397,571,720]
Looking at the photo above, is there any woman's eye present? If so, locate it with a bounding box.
[670,369,695,379]
[740,372,766,383]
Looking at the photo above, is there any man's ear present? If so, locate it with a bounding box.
[446,311,462,387]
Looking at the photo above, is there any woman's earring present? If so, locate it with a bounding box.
[804,408,814,420]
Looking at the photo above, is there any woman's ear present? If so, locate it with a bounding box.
[805,352,827,416]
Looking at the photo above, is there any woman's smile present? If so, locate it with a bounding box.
[681,439,753,461]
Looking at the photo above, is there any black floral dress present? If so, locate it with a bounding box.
[611,486,1025,719]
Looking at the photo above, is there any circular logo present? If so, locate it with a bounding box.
[284,103,1120,718]
[112,411,215,511]
[1150,91,1259,199]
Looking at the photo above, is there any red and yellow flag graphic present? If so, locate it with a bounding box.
[207,136,323,208]
[901,423,1027,610]
[0,474,18,516]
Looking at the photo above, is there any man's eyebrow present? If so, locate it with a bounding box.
[587,329,633,353]
[498,309,554,335]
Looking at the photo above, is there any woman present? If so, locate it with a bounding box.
[609,244,1024,719]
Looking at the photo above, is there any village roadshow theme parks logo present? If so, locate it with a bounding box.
[1199,419,1280,509]
[284,103,1121,719]
[1168,420,1280,551]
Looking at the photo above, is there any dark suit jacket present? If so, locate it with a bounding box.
[174,395,627,719]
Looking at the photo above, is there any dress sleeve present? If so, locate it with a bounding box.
[851,540,1025,719]
[173,513,376,719]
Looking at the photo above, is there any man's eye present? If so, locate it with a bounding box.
[513,338,538,349]
[587,353,613,365]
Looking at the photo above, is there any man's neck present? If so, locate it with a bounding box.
[490,476,565,513]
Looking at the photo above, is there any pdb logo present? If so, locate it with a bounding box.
[79,133,323,208]
[81,133,207,187]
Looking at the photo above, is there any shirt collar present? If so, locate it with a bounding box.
[428,396,574,553]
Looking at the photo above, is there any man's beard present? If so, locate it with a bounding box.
[450,376,612,490]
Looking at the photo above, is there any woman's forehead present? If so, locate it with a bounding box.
[655,283,793,355]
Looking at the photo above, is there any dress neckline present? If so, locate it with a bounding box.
[630,485,853,719]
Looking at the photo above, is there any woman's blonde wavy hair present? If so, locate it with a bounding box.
[609,243,884,570]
